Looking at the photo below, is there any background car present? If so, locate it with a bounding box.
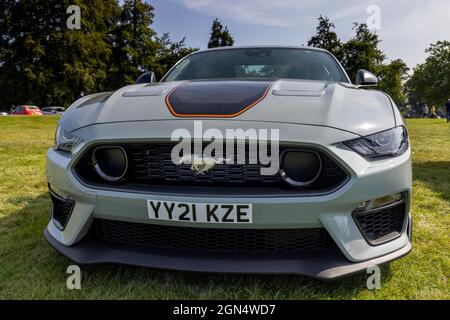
[41,106,65,115]
[10,105,42,115]
[0,112,8,116]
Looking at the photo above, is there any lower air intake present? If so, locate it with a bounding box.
[91,218,336,254]
[49,190,75,230]
[353,202,406,245]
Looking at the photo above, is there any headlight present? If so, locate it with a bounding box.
[54,126,82,152]
[344,126,409,157]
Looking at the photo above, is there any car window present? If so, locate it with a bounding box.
[163,48,348,83]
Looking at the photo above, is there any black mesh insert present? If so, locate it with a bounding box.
[91,219,336,254]
[49,191,75,230]
[353,202,406,245]
[74,143,349,193]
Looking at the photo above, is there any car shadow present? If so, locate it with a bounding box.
[78,262,393,299]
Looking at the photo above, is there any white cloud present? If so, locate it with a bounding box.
[175,0,327,27]
[171,0,450,66]
[374,0,450,65]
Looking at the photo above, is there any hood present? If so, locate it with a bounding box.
[60,79,397,137]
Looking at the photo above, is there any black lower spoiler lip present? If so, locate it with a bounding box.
[44,227,411,280]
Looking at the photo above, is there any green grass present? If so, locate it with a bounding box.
[0,117,448,299]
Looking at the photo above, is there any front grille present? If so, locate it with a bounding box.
[353,202,406,245]
[128,143,280,186]
[74,143,349,193]
[91,219,336,254]
[49,191,75,230]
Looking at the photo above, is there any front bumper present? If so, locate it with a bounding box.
[45,120,413,278]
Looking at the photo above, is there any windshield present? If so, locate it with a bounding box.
[163,48,348,83]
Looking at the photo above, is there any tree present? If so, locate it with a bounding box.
[342,23,385,82]
[405,40,450,111]
[59,0,119,99]
[378,59,409,106]
[0,0,166,110]
[207,18,234,48]
[0,0,119,109]
[307,18,411,106]
[106,0,159,89]
[0,0,69,108]
[307,16,344,61]
[155,33,198,79]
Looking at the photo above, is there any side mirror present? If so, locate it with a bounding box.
[136,71,156,84]
[355,69,378,87]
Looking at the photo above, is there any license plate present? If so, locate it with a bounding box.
[147,200,253,224]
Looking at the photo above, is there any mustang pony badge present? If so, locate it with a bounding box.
[178,155,229,175]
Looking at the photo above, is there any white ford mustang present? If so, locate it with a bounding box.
[45,46,412,279]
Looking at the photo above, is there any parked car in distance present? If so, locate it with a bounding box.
[0,112,8,116]
[10,105,43,115]
[41,106,65,115]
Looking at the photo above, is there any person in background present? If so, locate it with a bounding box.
[445,98,450,123]
[430,105,437,118]
[422,104,429,118]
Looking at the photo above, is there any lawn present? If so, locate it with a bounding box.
[0,117,448,299]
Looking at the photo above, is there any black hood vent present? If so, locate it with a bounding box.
[165,80,273,117]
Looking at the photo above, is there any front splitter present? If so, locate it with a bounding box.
[44,228,411,280]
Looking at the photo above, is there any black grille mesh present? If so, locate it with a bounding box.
[127,143,279,186]
[74,143,348,191]
[91,219,336,254]
[353,202,406,245]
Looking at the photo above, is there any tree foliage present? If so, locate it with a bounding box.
[405,41,450,110]
[155,33,199,79]
[307,16,343,61]
[207,18,234,48]
[0,0,197,111]
[106,0,159,89]
[0,0,119,108]
[378,59,409,106]
[341,23,385,82]
[308,17,411,106]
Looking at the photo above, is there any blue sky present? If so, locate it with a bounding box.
[150,0,450,70]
